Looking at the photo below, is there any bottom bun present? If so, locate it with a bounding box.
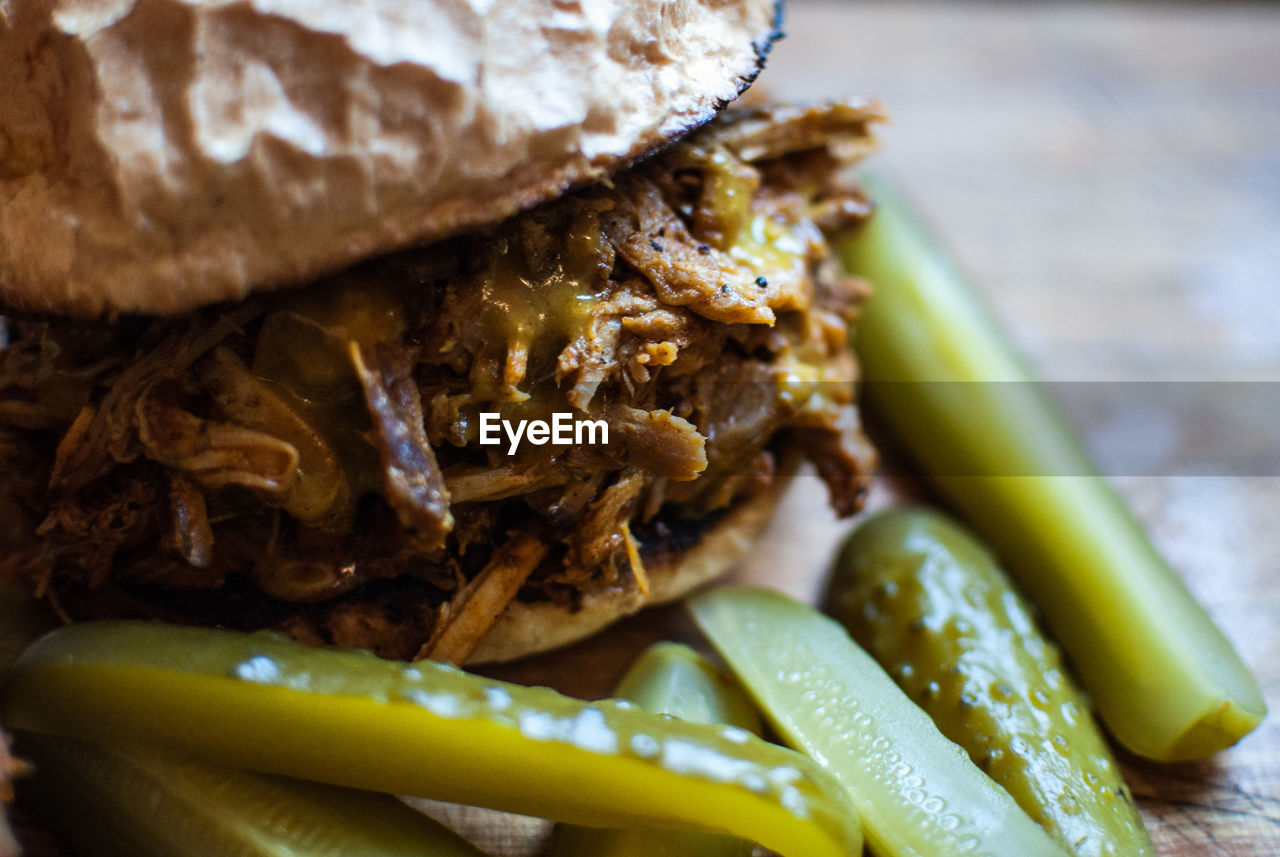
[467,472,788,665]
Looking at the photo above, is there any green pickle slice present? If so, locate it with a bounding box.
[691,586,1070,857]
[614,643,762,736]
[828,508,1154,857]
[0,592,483,857]
[14,732,485,857]
[1,621,860,857]
[839,177,1265,760]
[550,643,766,857]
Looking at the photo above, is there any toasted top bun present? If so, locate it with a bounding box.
[0,0,780,317]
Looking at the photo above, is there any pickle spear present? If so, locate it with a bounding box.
[0,593,489,857]
[828,508,1154,857]
[1,621,860,857]
[840,178,1265,760]
[691,586,1070,857]
[550,643,762,857]
[614,643,762,736]
[14,732,487,857]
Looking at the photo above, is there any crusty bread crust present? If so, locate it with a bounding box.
[0,0,780,317]
[466,471,786,665]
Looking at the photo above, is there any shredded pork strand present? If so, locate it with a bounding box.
[422,525,551,665]
[350,342,454,550]
[0,100,881,659]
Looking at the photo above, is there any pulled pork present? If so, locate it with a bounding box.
[0,101,881,661]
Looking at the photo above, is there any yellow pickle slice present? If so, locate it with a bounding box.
[1,621,861,857]
[839,179,1265,760]
[549,642,767,857]
[828,508,1154,857]
[13,732,487,857]
[691,586,1070,857]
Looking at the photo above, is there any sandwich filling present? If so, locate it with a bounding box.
[0,101,881,661]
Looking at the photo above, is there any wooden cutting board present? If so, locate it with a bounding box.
[11,2,1280,855]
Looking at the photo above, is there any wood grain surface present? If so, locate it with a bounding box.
[11,2,1280,856]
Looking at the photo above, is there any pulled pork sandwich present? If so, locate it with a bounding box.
[0,0,880,664]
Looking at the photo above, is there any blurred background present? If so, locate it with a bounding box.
[767,2,1280,383]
